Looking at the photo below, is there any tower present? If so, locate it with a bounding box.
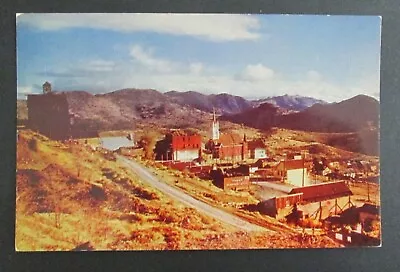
[43,81,52,94]
[211,108,220,141]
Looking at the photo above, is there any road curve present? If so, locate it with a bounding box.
[117,155,266,232]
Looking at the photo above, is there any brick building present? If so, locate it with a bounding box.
[155,131,201,162]
[207,133,248,162]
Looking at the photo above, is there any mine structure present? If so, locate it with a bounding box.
[27,81,98,140]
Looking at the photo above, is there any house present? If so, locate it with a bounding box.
[155,131,201,162]
[274,159,310,187]
[329,161,341,169]
[247,139,267,159]
[254,157,276,168]
[322,167,332,176]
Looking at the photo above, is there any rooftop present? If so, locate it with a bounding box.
[218,133,245,146]
[290,181,353,203]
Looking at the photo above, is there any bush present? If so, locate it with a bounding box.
[28,138,38,151]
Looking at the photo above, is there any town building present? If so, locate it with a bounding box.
[247,139,267,159]
[155,131,201,162]
[290,181,353,220]
[207,133,248,162]
[274,159,310,187]
[258,181,353,220]
[210,167,250,190]
[205,111,248,162]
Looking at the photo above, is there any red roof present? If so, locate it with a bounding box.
[218,133,244,146]
[276,159,305,170]
[170,132,201,151]
[290,181,352,203]
[247,139,266,150]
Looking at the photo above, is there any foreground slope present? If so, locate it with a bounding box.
[16,130,339,250]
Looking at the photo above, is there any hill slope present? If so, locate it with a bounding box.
[165,91,253,115]
[253,94,327,112]
[16,130,339,250]
[278,95,379,132]
[222,95,379,155]
[220,102,280,130]
[62,89,212,131]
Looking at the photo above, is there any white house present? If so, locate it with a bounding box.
[247,139,267,159]
[275,159,310,187]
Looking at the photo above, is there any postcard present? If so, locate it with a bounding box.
[16,13,381,251]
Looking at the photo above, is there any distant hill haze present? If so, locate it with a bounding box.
[223,94,379,156]
[253,94,328,113]
[165,90,253,115]
[277,95,379,133]
[224,94,379,132]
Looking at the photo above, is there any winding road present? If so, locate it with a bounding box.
[117,155,266,232]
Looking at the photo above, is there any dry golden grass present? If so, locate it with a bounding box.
[16,129,340,250]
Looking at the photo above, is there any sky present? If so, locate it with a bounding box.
[16,13,381,102]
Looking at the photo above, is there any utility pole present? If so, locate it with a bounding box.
[302,151,305,187]
[367,182,371,202]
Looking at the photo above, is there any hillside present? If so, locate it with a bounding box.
[61,89,213,131]
[220,102,280,130]
[16,130,339,250]
[278,95,379,132]
[19,89,332,132]
[15,129,233,250]
[253,94,327,112]
[165,91,253,115]
[224,95,378,132]
[222,95,379,155]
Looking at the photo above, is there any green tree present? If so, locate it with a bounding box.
[140,132,157,160]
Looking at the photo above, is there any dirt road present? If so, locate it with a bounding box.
[117,155,266,232]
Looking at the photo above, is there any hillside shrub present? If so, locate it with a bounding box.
[28,138,38,151]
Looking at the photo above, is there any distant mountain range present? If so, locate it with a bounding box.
[17,89,378,151]
[18,89,328,129]
[252,94,328,113]
[277,95,379,132]
[223,94,379,133]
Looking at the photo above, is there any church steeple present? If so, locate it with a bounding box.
[211,108,220,141]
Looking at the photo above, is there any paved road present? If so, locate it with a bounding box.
[117,155,266,232]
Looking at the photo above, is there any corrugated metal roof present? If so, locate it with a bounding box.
[289,181,352,203]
